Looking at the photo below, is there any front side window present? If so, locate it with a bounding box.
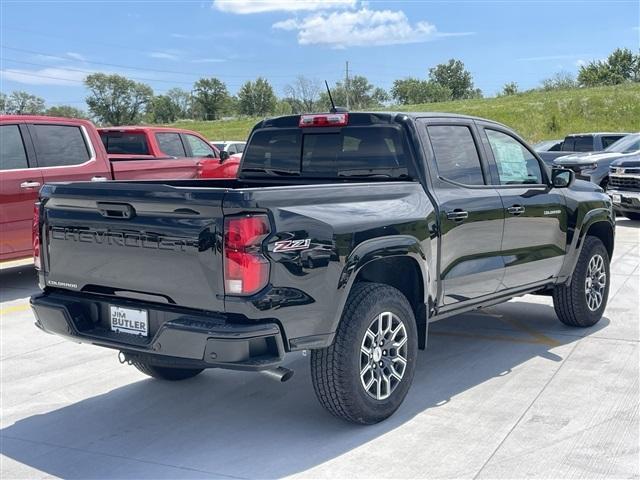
[31,124,90,167]
[156,132,186,157]
[427,125,485,186]
[185,134,216,157]
[485,129,543,185]
[234,143,245,153]
[602,135,625,149]
[0,125,29,170]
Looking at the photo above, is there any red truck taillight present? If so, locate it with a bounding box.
[224,215,270,295]
[32,202,41,270]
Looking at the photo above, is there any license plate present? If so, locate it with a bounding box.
[110,306,148,336]
[612,194,622,204]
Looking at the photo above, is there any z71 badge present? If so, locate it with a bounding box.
[273,238,311,253]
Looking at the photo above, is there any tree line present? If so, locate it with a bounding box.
[1,48,638,126]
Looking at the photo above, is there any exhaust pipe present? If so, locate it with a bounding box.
[262,366,294,382]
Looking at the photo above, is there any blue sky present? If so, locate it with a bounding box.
[1,0,639,107]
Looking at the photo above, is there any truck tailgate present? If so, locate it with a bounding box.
[40,182,226,312]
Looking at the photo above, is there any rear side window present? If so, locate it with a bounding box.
[427,125,485,186]
[31,124,90,167]
[156,132,186,157]
[574,136,593,152]
[242,126,410,178]
[561,138,575,151]
[100,132,149,155]
[0,125,29,170]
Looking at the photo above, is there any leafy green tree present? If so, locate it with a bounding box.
[428,59,480,99]
[6,91,46,114]
[501,82,519,96]
[238,77,277,116]
[45,105,88,119]
[0,92,7,113]
[85,73,153,125]
[165,88,192,119]
[541,71,578,90]
[319,75,388,110]
[193,77,229,120]
[151,95,182,123]
[578,48,639,86]
[391,78,452,104]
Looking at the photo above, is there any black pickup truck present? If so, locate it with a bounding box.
[31,112,615,424]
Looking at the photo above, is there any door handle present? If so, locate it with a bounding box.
[20,181,41,189]
[507,205,526,215]
[91,176,108,182]
[446,210,469,221]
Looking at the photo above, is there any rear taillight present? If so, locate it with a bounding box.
[224,215,270,295]
[32,202,41,270]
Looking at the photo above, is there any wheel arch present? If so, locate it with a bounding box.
[333,235,431,349]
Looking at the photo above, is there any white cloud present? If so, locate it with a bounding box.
[191,58,226,63]
[149,50,182,61]
[66,52,87,62]
[213,0,355,14]
[0,68,86,86]
[273,8,469,48]
[575,59,587,67]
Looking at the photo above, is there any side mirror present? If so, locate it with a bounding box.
[219,150,230,162]
[551,167,574,188]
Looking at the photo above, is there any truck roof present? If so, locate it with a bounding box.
[565,132,631,137]
[255,111,511,130]
[0,114,95,127]
[98,125,190,132]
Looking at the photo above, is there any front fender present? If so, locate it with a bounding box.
[558,207,614,281]
[330,235,430,334]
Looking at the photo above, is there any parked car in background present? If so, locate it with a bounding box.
[99,127,240,179]
[31,111,615,424]
[0,116,238,265]
[607,156,640,220]
[538,132,629,164]
[533,139,563,152]
[210,140,246,155]
[553,133,640,189]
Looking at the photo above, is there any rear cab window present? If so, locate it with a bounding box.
[573,136,594,152]
[0,124,29,170]
[100,132,150,155]
[241,113,413,180]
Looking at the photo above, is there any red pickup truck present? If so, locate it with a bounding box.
[98,126,239,179]
[0,116,239,264]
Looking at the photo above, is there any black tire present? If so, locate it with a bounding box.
[310,282,418,424]
[622,212,640,221]
[553,236,610,327]
[131,359,203,381]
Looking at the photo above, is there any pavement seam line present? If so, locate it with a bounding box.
[472,339,581,480]
[1,434,250,480]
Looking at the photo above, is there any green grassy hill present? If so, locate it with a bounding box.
[170,83,640,144]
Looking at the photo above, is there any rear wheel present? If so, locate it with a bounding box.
[131,359,203,381]
[553,236,610,327]
[310,282,418,424]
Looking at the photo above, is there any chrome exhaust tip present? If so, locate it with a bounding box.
[263,366,294,382]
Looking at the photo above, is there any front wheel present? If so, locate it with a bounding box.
[310,282,418,424]
[553,236,610,327]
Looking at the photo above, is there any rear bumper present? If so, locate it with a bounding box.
[607,188,640,213]
[30,291,285,371]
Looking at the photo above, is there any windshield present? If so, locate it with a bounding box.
[241,118,413,179]
[605,134,640,153]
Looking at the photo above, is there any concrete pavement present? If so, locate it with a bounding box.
[1,218,638,479]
